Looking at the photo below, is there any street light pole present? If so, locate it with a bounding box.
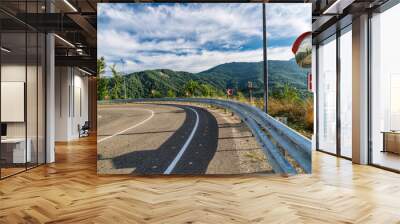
[262,2,269,113]
[124,78,127,99]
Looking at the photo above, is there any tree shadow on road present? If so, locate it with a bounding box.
[105,105,219,175]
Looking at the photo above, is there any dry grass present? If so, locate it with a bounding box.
[230,96,314,139]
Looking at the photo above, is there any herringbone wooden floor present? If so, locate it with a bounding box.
[1,135,400,224]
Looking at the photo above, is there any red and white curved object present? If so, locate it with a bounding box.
[292,32,312,69]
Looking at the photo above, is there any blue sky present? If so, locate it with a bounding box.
[98,3,311,75]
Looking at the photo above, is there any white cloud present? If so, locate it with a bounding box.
[122,49,264,73]
[98,3,311,75]
[102,46,292,75]
[265,4,311,39]
[267,46,295,60]
[98,3,263,41]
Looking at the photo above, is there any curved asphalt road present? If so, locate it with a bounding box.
[98,103,218,174]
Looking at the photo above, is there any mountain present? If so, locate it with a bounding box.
[135,69,199,96]
[104,60,310,99]
[109,69,203,99]
[198,60,309,96]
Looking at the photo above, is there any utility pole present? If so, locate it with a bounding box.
[262,3,269,113]
[120,58,127,99]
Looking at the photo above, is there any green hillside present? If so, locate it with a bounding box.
[100,60,310,99]
[198,60,309,97]
[135,69,199,96]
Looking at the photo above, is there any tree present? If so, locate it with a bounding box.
[183,80,199,97]
[167,89,176,98]
[271,83,301,103]
[150,89,162,98]
[281,83,301,103]
[110,64,123,99]
[97,57,109,100]
[97,57,106,77]
[199,84,219,97]
[126,76,144,98]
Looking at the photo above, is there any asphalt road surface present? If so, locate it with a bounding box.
[97,103,272,175]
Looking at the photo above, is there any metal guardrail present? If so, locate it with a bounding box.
[99,98,312,174]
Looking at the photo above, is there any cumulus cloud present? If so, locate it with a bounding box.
[265,4,311,40]
[98,3,311,75]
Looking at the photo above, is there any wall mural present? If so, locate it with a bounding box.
[97,3,312,175]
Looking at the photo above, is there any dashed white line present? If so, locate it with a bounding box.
[164,106,200,174]
[97,109,155,143]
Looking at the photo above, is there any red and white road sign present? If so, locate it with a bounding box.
[226,88,233,96]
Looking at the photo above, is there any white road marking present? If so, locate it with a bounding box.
[164,106,199,174]
[97,109,155,143]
